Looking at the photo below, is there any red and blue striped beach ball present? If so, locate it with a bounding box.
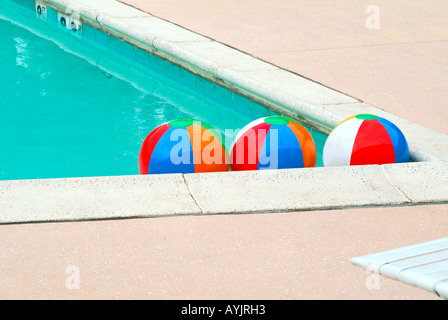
[230,116,316,171]
[323,114,410,167]
[138,119,229,174]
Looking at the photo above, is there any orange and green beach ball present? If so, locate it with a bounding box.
[230,116,317,171]
[138,119,229,174]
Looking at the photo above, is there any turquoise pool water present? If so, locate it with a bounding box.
[0,0,325,180]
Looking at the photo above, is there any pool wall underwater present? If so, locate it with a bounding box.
[1,0,448,224]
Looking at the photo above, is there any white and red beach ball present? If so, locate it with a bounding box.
[323,114,410,167]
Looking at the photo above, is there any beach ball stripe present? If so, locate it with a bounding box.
[323,114,410,167]
[259,123,305,169]
[138,123,172,174]
[376,117,409,163]
[139,119,228,174]
[231,120,272,171]
[230,116,316,171]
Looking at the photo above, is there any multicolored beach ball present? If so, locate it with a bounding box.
[230,116,316,171]
[323,114,410,167]
[138,119,229,174]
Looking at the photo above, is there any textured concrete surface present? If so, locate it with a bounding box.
[1,0,447,300]
[184,166,410,214]
[121,0,448,135]
[3,162,448,224]
[0,175,201,223]
[382,161,448,203]
[0,204,447,300]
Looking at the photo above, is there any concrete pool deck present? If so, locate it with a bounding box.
[1,0,447,299]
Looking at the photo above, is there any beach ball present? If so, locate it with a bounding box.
[139,119,229,174]
[323,114,410,167]
[230,116,316,171]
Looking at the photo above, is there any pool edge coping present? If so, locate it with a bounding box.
[1,0,448,224]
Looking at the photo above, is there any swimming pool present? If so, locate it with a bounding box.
[1,0,447,224]
[0,0,326,181]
